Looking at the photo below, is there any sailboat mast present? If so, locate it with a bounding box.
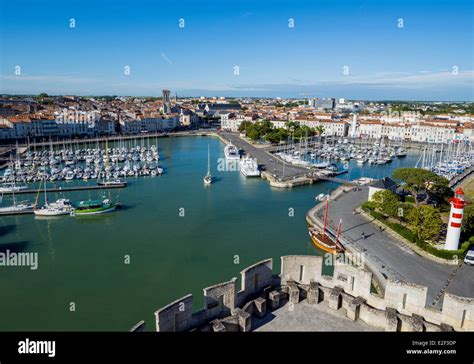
[207,144,211,175]
[322,197,329,237]
[105,138,109,181]
[44,175,48,205]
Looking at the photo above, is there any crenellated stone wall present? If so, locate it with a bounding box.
[142,255,474,332]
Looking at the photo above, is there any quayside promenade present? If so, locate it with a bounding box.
[219,131,317,187]
[306,186,474,306]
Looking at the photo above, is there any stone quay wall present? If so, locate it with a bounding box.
[131,255,474,332]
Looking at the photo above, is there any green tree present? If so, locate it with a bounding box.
[392,168,449,206]
[264,131,281,144]
[314,125,325,136]
[246,125,260,141]
[371,190,400,217]
[397,202,414,222]
[238,120,252,133]
[407,205,442,242]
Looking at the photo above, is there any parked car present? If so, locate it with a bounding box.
[464,249,474,265]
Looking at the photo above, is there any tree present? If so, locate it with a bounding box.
[314,125,325,136]
[371,190,400,217]
[238,121,252,133]
[264,130,281,144]
[407,205,442,242]
[392,168,449,206]
[397,202,414,222]
[246,125,260,141]
[37,93,48,99]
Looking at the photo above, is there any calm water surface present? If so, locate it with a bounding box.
[0,137,420,330]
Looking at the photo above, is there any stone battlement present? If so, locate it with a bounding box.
[131,255,473,332]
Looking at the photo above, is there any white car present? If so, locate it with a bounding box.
[464,249,474,266]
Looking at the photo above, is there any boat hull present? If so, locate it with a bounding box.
[308,228,342,254]
[73,205,117,216]
[34,209,70,216]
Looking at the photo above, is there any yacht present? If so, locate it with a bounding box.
[34,205,71,216]
[224,141,240,160]
[240,155,260,177]
[97,179,127,187]
[0,184,27,193]
[0,202,35,214]
[34,179,73,216]
[396,149,407,158]
[0,180,34,215]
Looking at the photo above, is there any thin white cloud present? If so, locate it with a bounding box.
[160,52,173,65]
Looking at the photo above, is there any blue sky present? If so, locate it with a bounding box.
[0,0,473,100]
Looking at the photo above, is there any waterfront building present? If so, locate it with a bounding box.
[179,109,199,127]
[220,112,246,131]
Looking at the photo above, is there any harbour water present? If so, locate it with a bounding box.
[0,136,421,331]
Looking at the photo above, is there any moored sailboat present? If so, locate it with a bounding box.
[308,197,345,254]
[204,144,213,185]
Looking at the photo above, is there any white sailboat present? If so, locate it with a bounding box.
[203,144,213,185]
[0,178,34,214]
[97,139,127,187]
[34,177,72,216]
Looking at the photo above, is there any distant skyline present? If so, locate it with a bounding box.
[0,0,473,101]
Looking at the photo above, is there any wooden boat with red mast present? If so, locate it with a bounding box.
[308,197,345,254]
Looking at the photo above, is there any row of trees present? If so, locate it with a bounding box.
[369,167,473,243]
[369,190,443,241]
[239,120,324,143]
[392,168,450,206]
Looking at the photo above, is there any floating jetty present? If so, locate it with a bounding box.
[0,183,127,196]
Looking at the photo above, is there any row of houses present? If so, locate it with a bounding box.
[221,113,474,143]
[0,105,207,140]
[0,114,184,140]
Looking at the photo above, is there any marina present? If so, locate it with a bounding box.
[1,137,164,185]
[0,136,425,330]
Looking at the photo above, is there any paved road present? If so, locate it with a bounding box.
[311,186,474,305]
[220,132,307,180]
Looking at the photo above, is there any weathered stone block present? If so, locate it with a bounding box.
[408,314,425,332]
[307,281,320,305]
[440,323,454,332]
[254,297,267,318]
[287,281,300,304]
[347,296,366,321]
[328,286,343,310]
[269,290,280,310]
[385,307,400,332]
[234,308,251,332]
